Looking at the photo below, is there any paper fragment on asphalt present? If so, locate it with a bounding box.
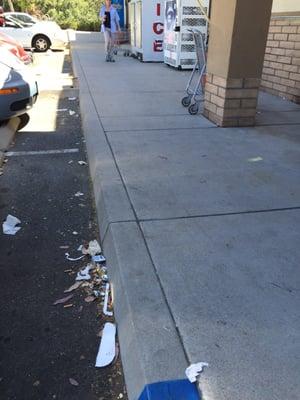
[103,283,113,316]
[75,192,84,197]
[72,231,78,235]
[93,254,106,263]
[76,265,92,281]
[69,110,76,116]
[2,214,21,235]
[53,294,74,305]
[84,295,96,303]
[82,240,102,256]
[78,161,87,166]
[68,97,77,101]
[69,378,79,386]
[185,362,209,383]
[95,322,116,367]
[64,281,82,293]
[65,252,85,261]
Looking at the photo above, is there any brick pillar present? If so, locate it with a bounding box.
[204,0,273,127]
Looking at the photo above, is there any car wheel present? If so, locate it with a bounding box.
[32,35,51,52]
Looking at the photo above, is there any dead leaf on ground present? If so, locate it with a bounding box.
[69,378,79,386]
[53,294,73,305]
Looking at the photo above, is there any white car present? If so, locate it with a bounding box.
[4,12,61,30]
[0,15,67,52]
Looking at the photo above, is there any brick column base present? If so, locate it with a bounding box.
[203,74,260,127]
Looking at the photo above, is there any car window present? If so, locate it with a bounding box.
[5,16,25,28]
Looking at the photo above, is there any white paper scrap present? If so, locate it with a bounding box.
[82,239,102,256]
[69,110,76,116]
[68,97,77,101]
[76,265,92,281]
[103,283,113,316]
[75,192,84,197]
[95,322,116,367]
[3,214,21,235]
[65,252,85,261]
[93,254,106,263]
[78,161,87,166]
[185,362,209,383]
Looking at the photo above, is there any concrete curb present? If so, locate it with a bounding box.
[0,117,20,167]
[71,43,189,399]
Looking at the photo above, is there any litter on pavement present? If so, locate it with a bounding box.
[95,322,116,367]
[92,254,106,263]
[65,252,85,261]
[68,97,77,101]
[78,161,87,166]
[69,378,79,386]
[53,294,74,305]
[103,283,113,317]
[76,264,92,281]
[185,362,209,383]
[75,192,84,197]
[81,239,102,256]
[2,214,21,235]
[69,110,76,116]
[64,281,82,293]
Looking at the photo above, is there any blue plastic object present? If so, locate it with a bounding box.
[138,379,200,400]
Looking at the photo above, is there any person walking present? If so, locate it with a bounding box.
[99,0,121,62]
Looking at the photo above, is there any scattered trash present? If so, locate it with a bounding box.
[68,160,73,164]
[74,192,84,197]
[68,97,77,101]
[78,161,87,166]
[81,239,102,256]
[57,108,68,112]
[69,110,76,116]
[92,254,106,263]
[64,281,82,293]
[95,322,116,367]
[69,378,79,386]
[84,295,96,303]
[72,231,78,235]
[248,156,263,162]
[33,380,40,387]
[63,304,73,308]
[53,294,74,305]
[76,264,92,281]
[3,214,21,235]
[65,252,85,261]
[185,362,209,383]
[93,290,102,298]
[64,269,73,273]
[103,283,113,317]
[118,394,124,399]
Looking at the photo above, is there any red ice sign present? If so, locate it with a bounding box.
[153,2,164,52]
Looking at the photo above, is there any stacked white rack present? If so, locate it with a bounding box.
[164,0,210,69]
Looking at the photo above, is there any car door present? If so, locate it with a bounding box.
[0,19,32,48]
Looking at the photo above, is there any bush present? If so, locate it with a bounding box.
[4,0,103,31]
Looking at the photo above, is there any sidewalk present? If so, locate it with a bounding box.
[72,32,300,400]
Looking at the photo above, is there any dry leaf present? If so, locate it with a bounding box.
[69,378,79,386]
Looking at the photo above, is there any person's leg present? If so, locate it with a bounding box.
[107,30,114,61]
[104,29,110,61]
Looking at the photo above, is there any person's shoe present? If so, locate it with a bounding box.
[110,58,115,62]
[105,55,109,62]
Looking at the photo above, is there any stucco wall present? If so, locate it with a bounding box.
[272,0,300,14]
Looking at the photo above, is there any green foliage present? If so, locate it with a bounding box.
[3,0,104,31]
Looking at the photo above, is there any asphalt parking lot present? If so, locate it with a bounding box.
[0,49,127,400]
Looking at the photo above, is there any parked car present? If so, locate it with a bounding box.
[4,12,61,30]
[0,48,38,123]
[0,32,32,64]
[0,15,67,52]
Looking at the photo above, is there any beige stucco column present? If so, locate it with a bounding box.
[204,0,273,126]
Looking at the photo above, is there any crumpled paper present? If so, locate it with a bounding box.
[2,214,21,235]
[185,362,209,383]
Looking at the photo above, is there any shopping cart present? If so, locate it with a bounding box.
[181,29,207,115]
[113,29,131,57]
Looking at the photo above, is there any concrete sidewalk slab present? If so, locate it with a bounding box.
[141,209,300,400]
[72,31,300,400]
[101,114,215,132]
[107,125,300,220]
